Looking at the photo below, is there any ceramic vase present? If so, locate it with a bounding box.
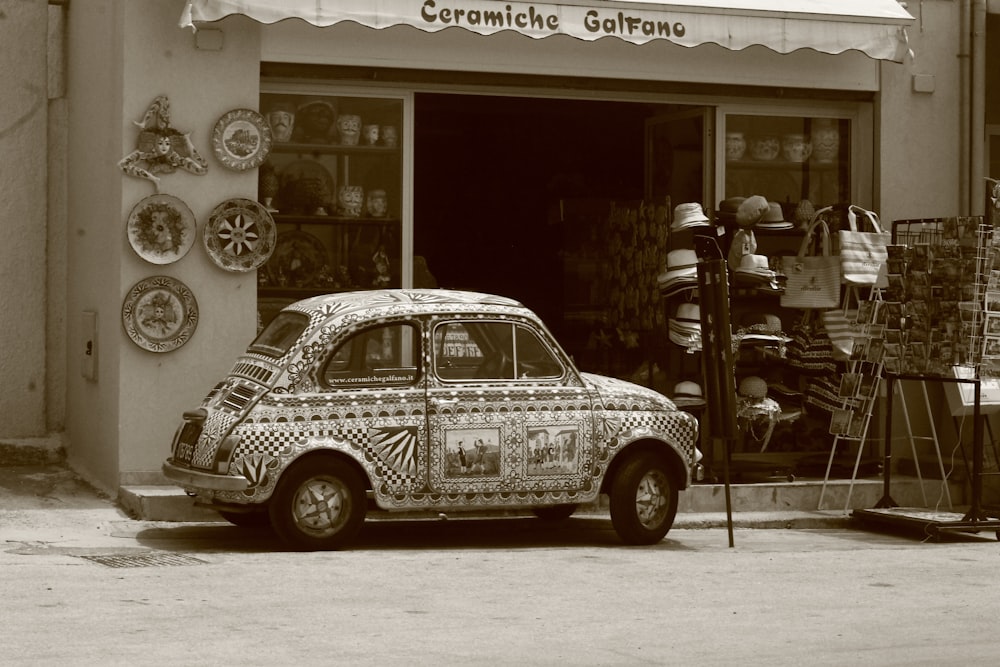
[811,118,840,163]
[781,134,812,163]
[381,125,399,147]
[258,162,280,211]
[750,136,780,161]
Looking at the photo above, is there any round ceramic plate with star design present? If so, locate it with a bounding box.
[203,198,277,272]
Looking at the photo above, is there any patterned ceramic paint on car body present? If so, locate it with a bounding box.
[164,289,698,548]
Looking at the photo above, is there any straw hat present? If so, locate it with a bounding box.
[756,202,794,230]
[657,248,699,297]
[737,312,789,344]
[738,375,769,400]
[671,202,710,231]
[672,380,706,409]
[732,254,776,285]
[669,302,702,347]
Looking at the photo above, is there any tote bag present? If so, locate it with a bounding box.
[781,213,842,310]
[839,205,890,288]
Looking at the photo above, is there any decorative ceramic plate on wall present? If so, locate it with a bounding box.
[126,193,197,265]
[121,275,199,353]
[203,197,277,272]
[211,108,272,171]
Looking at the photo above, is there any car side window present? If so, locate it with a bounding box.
[433,322,485,380]
[433,320,562,381]
[321,323,420,389]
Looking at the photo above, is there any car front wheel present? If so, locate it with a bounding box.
[609,453,678,545]
[269,458,366,551]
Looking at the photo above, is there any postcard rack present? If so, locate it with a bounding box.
[852,216,1000,539]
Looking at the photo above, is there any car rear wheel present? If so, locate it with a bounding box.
[609,453,678,545]
[269,458,365,551]
[532,504,578,521]
[218,509,271,528]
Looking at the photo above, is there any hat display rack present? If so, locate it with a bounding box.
[658,200,712,419]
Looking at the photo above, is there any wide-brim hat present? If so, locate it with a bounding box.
[672,380,706,408]
[736,312,789,344]
[669,302,702,347]
[756,202,794,230]
[733,254,776,284]
[671,202,710,231]
[657,248,699,297]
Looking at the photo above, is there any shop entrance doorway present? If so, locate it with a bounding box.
[413,92,706,372]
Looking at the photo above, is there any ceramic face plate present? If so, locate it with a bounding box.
[121,275,198,352]
[211,108,272,171]
[126,194,197,265]
[203,198,277,272]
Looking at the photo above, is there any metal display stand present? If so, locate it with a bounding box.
[853,373,1000,540]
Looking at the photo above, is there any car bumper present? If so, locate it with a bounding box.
[162,460,250,492]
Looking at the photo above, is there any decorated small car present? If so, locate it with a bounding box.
[163,289,701,550]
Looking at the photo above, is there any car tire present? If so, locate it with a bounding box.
[269,458,366,551]
[218,509,271,528]
[532,504,578,521]
[609,453,678,545]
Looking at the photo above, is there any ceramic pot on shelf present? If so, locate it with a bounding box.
[750,135,780,161]
[811,118,840,163]
[781,134,812,163]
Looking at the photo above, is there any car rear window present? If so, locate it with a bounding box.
[247,311,309,358]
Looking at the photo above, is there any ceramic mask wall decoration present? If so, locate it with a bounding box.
[336,114,362,146]
[118,95,209,192]
[380,125,399,147]
[266,102,296,143]
[337,185,364,217]
[366,188,388,217]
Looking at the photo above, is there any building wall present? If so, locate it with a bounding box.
[879,0,966,222]
[64,0,260,491]
[0,0,49,440]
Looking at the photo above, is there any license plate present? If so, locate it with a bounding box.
[173,422,202,464]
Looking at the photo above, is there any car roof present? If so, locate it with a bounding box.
[285,289,534,326]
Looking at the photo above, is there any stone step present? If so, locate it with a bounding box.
[119,475,965,523]
[0,436,65,466]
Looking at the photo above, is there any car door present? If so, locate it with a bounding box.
[316,319,429,505]
[426,317,596,505]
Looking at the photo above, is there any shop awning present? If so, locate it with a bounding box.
[180,0,915,63]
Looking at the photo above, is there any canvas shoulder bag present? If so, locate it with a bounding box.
[839,205,890,288]
[780,211,842,309]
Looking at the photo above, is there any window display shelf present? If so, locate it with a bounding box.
[257,88,404,309]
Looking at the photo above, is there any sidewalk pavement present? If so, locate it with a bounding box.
[0,459,857,533]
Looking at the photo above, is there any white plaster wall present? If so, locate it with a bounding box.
[878,0,964,222]
[65,0,260,490]
[0,0,48,438]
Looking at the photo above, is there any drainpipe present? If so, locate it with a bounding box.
[971,0,987,216]
[960,0,971,215]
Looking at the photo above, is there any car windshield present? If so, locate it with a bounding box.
[247,311,309,358]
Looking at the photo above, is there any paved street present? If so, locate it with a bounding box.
[3,484,1000,667]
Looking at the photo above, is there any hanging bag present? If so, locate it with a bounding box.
[780,209,842,309]
[839,205,890,288]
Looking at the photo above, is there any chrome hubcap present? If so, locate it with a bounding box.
[292,477,349,537]
[635,469,669,528]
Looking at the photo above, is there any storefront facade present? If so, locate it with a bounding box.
[3,0,998,498]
